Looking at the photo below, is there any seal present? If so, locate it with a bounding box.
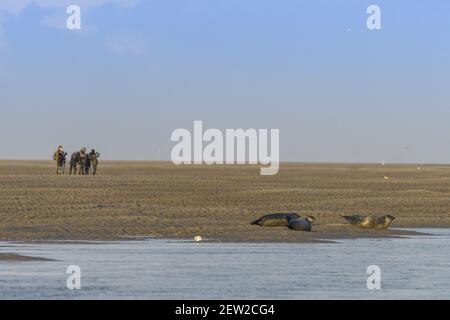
[287,216,316,232]
[250,213,300,227]
[341,214,395,229]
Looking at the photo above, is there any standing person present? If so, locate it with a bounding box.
[59,151,68,175]
[69,151,80,175]
[53,145,64,175]
[79,147,87,175]
[89,149,100,175]
[83,151,91,175]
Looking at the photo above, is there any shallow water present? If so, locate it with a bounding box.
[1,229,450,299]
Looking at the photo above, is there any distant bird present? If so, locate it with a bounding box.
[384,176,390,181]
[341,214,396,229]
[287,216,316,232]
[250,213,300,227]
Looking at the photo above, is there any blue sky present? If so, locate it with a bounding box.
[0,0,449,163]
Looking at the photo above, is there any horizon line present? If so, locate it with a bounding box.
[0,159,449,166]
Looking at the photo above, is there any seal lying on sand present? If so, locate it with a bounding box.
[250,213,300,227]
[341,214,395,229]
[287,216,316,232]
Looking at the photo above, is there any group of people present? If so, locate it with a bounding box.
[53,146,100,175]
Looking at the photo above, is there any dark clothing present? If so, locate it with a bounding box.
[83,154,91,175]
[57,152,67,166]
[70,152,80,175]
[70,152,80,166]
[56,151,67,175]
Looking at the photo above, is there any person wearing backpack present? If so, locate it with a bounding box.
[83,151,91,175]
[58,151,68,175]
[53,145,65,175]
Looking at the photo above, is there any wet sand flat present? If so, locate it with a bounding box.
[0,253,54,261]
[0,161,449,242]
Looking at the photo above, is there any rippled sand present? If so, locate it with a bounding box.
[0,161,449,242]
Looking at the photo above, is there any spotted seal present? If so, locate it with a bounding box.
[250,213,300,227]
[287,216,316,232]
[341,214,395,229]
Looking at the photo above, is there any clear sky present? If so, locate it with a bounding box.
[0,0,449,163]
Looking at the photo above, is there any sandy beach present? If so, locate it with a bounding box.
[0,161,449,244]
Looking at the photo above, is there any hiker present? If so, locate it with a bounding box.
[89,149,100,175]
[53,146,66,175]
[79,147,87,175]
[59,151,68,175]
[83,151,91,175]
[69,151,80,175]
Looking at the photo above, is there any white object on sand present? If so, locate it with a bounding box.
[194,235,204,242]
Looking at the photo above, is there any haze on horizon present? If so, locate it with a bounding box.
[1,1,449,164]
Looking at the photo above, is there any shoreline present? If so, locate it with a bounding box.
[0,253,55,262]
[0,228,434,262]
[0,226,430,244]
[1,161,450,247]
[0,227,431,245]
